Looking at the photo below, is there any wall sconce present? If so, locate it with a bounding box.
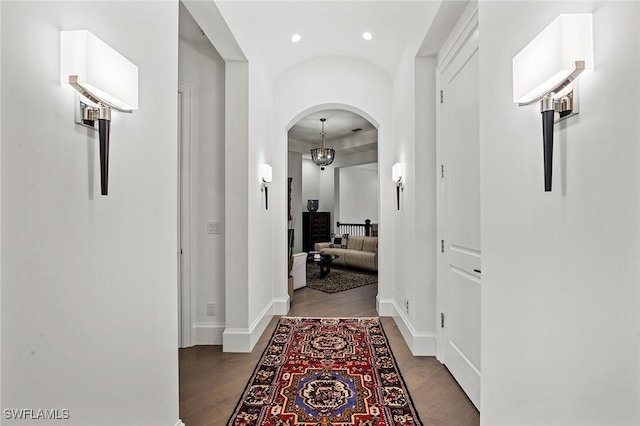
[512,14,593,192]
[61,30,139,196]
[392,162,405,210]
[259,164,273,210]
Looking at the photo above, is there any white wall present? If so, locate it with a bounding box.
[0,0,3,408]
[301,158,335,225]
[287,152,303,253]
[339,165,378,224]
[414,55,438,335]
[178,16,226,344]
[389,6,439,354]
[319,163,336,224]
[248,57,278,332]
[222,60,251,350]
[479,2,640,424]
[301,157,335,242]
[1,2,179,425]
[301,159,320,212]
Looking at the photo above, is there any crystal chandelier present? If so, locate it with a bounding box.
[310,118,335,169]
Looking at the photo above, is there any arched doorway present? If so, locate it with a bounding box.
[286,106,380,316]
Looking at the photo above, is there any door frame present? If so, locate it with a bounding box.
[435,3,480,401]
[178,82,194,348]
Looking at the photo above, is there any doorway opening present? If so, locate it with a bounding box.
[287,108,379,316]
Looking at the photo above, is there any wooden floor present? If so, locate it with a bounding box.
[179,283,480,425]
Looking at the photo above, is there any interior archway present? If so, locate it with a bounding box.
[286,105,380,314]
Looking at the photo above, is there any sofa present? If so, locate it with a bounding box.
[314,235,378,271]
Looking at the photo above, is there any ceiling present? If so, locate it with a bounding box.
[288,109,377,157]
[214,1,437,79]
[288,109,374,142]
[181,1,470,161]
[211,1,427,159]
[210,1,443,161]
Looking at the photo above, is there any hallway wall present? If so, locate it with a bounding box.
[287,151,303,254]
[1,2,180,425]
[390,8,439,354]
[479,2,640,424]
[0,1,3,409]
[178,18,226,344]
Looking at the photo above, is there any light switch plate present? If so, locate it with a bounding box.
[207,303,216,316]
[207,221,221,234]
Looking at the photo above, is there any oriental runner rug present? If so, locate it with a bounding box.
[227,317,422,426]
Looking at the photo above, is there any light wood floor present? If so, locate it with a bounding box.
[179,283,480,425]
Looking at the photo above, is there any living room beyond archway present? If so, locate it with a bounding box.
[287,109,379,314]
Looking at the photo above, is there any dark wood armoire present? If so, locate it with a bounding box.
[302,211,331,252]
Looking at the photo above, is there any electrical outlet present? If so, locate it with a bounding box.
[207,303,216,316]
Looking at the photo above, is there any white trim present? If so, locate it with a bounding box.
[391,301,437,356]
[376,295,394,317]
[175,420,185,426]
[178,82,194,348]
[436,6,479,74]
[222,301,274,353]
[272,296,290,316]
[194,322,225,345]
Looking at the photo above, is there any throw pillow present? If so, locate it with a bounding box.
[330,233,349,248]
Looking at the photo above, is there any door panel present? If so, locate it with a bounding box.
[449,52,481,254]
[450,268,481,369]
[438,22,481,409]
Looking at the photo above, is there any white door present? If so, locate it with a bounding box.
[437,21,481,409]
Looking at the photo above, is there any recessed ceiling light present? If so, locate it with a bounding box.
[291,34,302,43]
[362,32,373,41]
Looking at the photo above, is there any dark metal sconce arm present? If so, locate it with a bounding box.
[262,180,269,210]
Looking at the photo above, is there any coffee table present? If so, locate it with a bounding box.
[307,252,339,278]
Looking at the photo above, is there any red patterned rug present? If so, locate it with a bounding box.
[227,317,422,426]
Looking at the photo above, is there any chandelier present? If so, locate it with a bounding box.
[310,118,335,169]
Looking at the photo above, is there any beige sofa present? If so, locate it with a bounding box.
[314,236,378,271]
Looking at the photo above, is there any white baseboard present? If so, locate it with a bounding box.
[272,296,290,315]
[175,420,185,426]
[222,300,274,353]
[193,322,225,345]
[376,295,395,316]
[392,300,437,356]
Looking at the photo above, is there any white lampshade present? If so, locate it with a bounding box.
[392,162,405,183]
[61,30,138,111]
[260,164,273,183]
[512,14,593,104]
